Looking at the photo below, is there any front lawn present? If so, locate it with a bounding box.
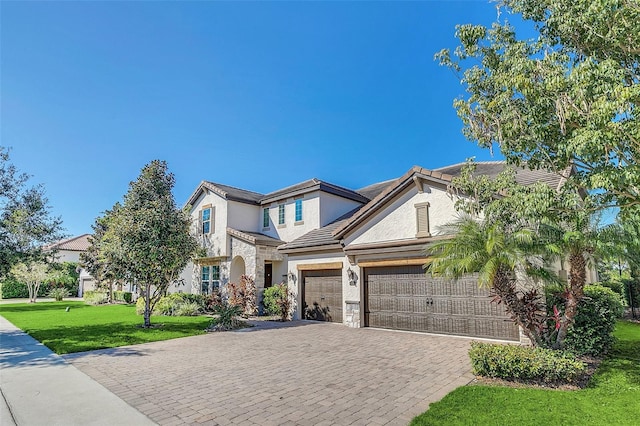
[411,321,640,425]
[0,301,211,354]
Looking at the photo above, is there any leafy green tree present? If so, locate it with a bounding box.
[81,204,125,303]
[436,0,640,211]
[10,261,49,303]
[446,160,600,349]
[427,216,551,346]
[46,261,80,296]
[0,147,63,278]
[101,160,198,327]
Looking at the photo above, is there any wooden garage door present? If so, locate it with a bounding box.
[364,265,518,340]
[302,269,343,323]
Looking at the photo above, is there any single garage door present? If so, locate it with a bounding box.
[364,265,518,340]
[302,269,343,323]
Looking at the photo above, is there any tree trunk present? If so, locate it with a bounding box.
[144,285,151,327]
[28,282,35,303]
[554,251,587,349]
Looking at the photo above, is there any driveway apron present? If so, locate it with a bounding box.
[63,322,474,425]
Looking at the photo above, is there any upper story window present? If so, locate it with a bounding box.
[263,208,270,228]
[201,207,213,234]
[295,198,303,222]
[278,204,285,225]
[415,202,431,238]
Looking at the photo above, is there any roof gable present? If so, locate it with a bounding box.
[261,178,369,204]
[185,181,264,208]
[333,162,568,240]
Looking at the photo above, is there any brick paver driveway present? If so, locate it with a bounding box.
[64,321,474,426]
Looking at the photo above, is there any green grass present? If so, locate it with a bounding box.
[0,301,211,354]
[411,321,640,426]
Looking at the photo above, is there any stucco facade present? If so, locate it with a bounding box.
[178,162,588,343]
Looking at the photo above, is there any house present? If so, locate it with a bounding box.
[176,161,597,344]
[45,234,94,296]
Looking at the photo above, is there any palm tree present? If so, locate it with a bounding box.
[426,215,551,346]
[538,210,601,349]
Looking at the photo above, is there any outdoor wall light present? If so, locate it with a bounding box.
[347,268,358,286]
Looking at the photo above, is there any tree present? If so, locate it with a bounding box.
[436,0,640,211]
[102,160,198,327]
[81,204,125,303]
[445,160,600,349]
[426,216,551,346]
[0,147,63,278]
[10,261,48,303]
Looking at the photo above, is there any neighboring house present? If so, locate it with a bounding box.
[177,161,597,343]
[45,234,94,297]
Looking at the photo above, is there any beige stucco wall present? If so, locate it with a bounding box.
[261,193,320,243]
[190,190,229,258]
[53,249,81,263]
[319,193,363,227]
[345,184,457,247]
[228,200,260,232]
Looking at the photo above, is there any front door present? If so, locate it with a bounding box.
[264,263,273,288]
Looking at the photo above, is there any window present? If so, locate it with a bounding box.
[278,204,285,225]
[201,207,212,234]
[263,208,270,228]
[211,265,220,290]
[415,202,431,237]
[295,198,303,222]
[201,265,221,294]
[201,266,210,294]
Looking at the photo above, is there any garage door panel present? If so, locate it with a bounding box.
[303,270,343,323]
[365,266,519,341]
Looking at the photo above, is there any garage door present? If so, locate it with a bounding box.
[302,269,343,323]
[364,266,518,340]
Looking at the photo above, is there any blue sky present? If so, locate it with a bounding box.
[2,1,523,237]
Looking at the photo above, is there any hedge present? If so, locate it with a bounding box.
[469,342,586,383]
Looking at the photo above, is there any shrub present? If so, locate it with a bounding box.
[174,302,201,316]
[136,297,146,315]
[0,277,52,298]
[47,287,70,301]
[264,283,295,321]
[263,285,286,316]
[226,275,257,317]
[113,291,133,303]
[210,304,244,330]
[83,291,108,305]
[547,284,625,356]
[203,290,224,313]
[137,293,206,316]
[469,342,586,383]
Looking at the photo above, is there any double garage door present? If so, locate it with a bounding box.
[364,265,519,341]
[301,265,519,341]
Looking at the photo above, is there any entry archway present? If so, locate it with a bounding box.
[230,256,246,284]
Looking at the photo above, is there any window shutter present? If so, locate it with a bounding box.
[211,207,215,233]
[415,203,430,238]
[198,210,203,235]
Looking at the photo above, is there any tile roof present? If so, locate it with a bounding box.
[227,228,285,247]
[433,161,566,190]
[261,179,369,204]
[356,179,397,200]
[278,208,360,252]
[45,234,91,252]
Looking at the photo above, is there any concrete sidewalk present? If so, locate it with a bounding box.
[0,315,155,426]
